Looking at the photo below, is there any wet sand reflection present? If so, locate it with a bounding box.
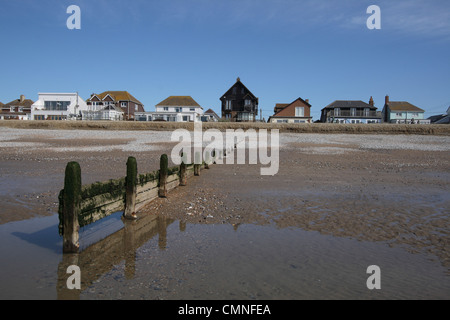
[57,214,174,300]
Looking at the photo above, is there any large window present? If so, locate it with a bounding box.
[295,107,304,117]
[44,101,71,111]
[225,100,232,110]
[237,112,253,121]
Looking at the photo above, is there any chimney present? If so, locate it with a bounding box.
[369,96,374,106]
[305,99,310,104]
[20,95,25,103]
[385,95,389,105]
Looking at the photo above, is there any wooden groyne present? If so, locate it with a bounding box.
[58,151,218,253]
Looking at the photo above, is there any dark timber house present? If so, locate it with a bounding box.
[220,77,258,122]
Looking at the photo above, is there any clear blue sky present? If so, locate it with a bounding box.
[1,0,449,120]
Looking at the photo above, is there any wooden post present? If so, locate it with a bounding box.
[204,150,210,169]
[63,161,81,254]
[159,154,168,197]
[180,162,187,186]
[194,151,201,176]
[212,149,216,164]
[124,156,137,220]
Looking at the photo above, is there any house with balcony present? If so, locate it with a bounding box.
[220,77,258,122]
[0,95,33,120]
[31,93,88,120]
[135,96,203,122]
[382,95,429,124]
[268,97,313,123]
[85,91,144,120]
[320,97,381,123]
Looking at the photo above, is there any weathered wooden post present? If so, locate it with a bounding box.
[124,156,137,220]
[159,154,168,197]
[194,151,201,176]
[212,149,216,164]
[204,150,210,169]
[179,152,187,186]
[63,161,81,254]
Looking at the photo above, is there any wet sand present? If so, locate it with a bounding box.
[0,127,449,299]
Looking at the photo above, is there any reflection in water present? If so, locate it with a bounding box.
[56,214,174,300]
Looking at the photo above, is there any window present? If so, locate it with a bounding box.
[225,100,232,110]
[175,108,181,113]
[294,120,306,123]
[232,87,237,94]
[364,108,370,117]
[277,119,288,123]
[245,99,252,106]
[396,112,403,117]
[350,108,356,116]
[135,105,138,111]
[44,101,70,111]
[334,108,340,116]
[121,102,127,108]
[295,107,304,117]
[183,116,189,122]
[163,107,169,111]
[190,108,195,111]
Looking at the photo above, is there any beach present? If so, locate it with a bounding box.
[0,126,449,299]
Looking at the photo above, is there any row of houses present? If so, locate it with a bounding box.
[0,92,219,123]
[1,78,446,124]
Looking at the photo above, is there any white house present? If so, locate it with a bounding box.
[31,93,88,120]
[135,96,203,122]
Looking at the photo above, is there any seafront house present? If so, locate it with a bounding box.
[220,77,259,122]
[267,97,313,123]
[0,95,33,120]
[85,91,144,120]
[31,93,88,120]
[320,97,381,124]
[382,95,429,124]
[135,96,203,122]
[202,109,220,122]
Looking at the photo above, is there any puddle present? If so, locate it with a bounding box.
[0,212,449,300]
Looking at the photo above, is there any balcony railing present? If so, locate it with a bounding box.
[327,110,379,118]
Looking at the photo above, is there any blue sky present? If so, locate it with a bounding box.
[1,0,449,120]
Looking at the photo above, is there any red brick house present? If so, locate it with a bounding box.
[268,97,312,123]
[0,95,33,120]
[86,91,145,120]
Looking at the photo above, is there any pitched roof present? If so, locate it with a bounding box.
[88,91,143,105]
[387,101,424,112]
[156,96,202,108]
[204,108,220,118]
[274,103,289,113]
[322,100,375,111]
[4,98,34,108]
[272,97,311,117]
[221,77,258,100]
